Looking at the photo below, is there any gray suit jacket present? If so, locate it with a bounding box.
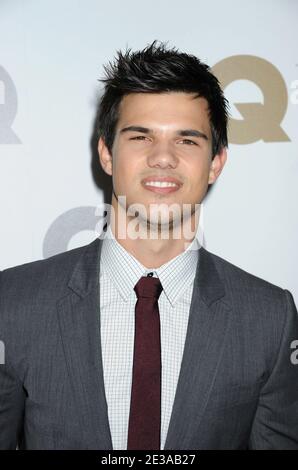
[0,237,298,450]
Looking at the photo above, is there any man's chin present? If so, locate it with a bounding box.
[135,214,186,237]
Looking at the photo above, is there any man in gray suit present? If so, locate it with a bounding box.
[1,40,298,450]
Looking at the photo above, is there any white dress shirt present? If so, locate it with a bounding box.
[99,224,200,450]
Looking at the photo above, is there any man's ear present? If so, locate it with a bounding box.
[98,137,113,176]
[208,147,227,185]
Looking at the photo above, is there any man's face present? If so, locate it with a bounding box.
[98,91,227,231]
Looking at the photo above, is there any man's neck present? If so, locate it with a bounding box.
[108,214,200,269]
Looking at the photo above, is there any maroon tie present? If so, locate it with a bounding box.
[127,275,163,450]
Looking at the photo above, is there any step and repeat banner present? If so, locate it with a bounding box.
[0,0,297,302]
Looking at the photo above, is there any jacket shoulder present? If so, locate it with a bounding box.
[203,247,286,295]
[0,238,99,297]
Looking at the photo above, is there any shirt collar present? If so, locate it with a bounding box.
[100,224,200,307]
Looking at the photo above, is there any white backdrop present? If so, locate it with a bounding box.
[0,0,297,303]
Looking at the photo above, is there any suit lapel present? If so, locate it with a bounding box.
[56,237,231,450]
[164,247,232,450]
[56,237,113,449]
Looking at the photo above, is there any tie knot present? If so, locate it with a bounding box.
[134,276,163,300]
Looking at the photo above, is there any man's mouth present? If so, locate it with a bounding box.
[141,177,182,194]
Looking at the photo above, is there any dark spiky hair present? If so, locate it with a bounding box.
[97,40,229,158]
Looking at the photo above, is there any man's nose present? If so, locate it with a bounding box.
[147,140,178,168]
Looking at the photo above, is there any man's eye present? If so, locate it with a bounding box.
[180,139,197,145]
[130,136,147,141]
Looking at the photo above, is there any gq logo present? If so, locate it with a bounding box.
[0,65,21,144]
[212,55,290,144]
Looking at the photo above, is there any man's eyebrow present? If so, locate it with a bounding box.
[178,129,208,140]
[120,125,208,140]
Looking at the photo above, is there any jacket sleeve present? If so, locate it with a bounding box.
[0,363,26,449]
[248,289,298,449]
[0,271,26,449]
